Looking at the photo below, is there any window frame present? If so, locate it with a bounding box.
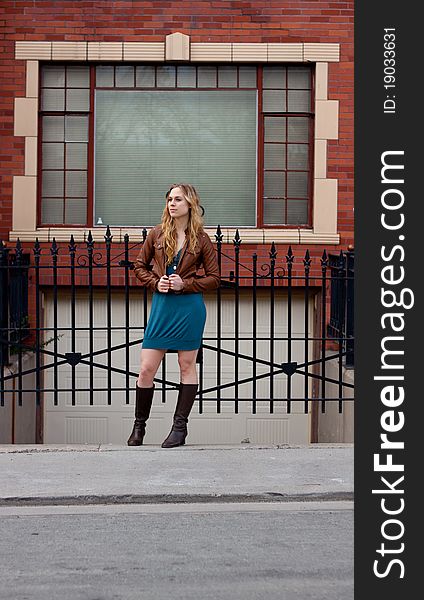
[37,61,315,229]
[37,63,93,228]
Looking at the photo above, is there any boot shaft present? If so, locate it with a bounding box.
[135,384,155,421]
[127,384,154,446]
[172,383,198,431]
[161,383,198,447]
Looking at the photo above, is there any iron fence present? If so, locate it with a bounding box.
[0,226,354,414]
[327,251,354,368]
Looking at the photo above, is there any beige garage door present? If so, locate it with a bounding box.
[43,289,313,445]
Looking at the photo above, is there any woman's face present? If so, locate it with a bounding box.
[167,187,190,219]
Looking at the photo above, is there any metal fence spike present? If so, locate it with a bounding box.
[50,238,58,256]
[233,229,241,246]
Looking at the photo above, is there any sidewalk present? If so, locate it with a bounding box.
[0,443,353,506]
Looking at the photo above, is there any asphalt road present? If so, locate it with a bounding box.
[0,501,353,600]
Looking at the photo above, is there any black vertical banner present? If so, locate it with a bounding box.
[356,1,421,596]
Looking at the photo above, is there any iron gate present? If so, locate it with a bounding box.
[0,227,354,416]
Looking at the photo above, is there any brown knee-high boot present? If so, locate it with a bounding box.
[161,383,198,448]
[127,384,154,446]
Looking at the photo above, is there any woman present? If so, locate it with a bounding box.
[128,183,220,448]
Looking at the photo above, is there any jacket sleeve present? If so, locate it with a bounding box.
[133,228,160,292]
[181,234,220,293]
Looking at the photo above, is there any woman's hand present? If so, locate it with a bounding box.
[157,275,170,293]
[168,273,184,292]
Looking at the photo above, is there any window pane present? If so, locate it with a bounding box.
[66,143,87,169]
[288,117,309,142]
[65,198,87,224]
[95,90,257,226]
[41,89,65,111]
[156,66,176,87]
[287,144,309,170]
[288,90,311,112]
[263,90,286,112]
[41,198,64,224]
[66,88,90,111]
[65,116,88,142]
[264,171,286,197]
[238,66,256,88]
[218,66,237,88]
[43,143,64,169]
[96,66,114,87]
[287,199,308,224]
[177,66,196,88]
[263,66,286,89]
[264,144,286,170]
[42,171,64,197]
[264,117,286,142]
[42,116,65,141]
[116,66,134,87]
[66,171,87,198]
[42,66,65,88]
[67,66,90,88]
[263,198,286,225]
[288,68,311,89]
[136,66,155,87]
[261,66,312,226]
[198,66,216,88]
[287,172,308,198]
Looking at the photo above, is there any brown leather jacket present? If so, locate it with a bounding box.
[133,225,220,293]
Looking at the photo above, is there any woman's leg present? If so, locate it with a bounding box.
[177,349,198,384]
[138,348,166,387]
[128,348,166,446]
[161,349,199,448]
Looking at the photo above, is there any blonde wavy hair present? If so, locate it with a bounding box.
[161,183,204,265]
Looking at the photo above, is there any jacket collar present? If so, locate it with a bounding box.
[154,227,199,254]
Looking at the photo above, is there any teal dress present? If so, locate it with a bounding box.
[142,249,206,351]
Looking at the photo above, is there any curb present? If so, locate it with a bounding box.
[0,443,354,454]
[0,491,354,507]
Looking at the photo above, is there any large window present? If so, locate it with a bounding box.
[39,64,313,228]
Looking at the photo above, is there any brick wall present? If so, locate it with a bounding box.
[0,0,354,247]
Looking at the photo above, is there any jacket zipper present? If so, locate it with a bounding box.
[175,238,188,274]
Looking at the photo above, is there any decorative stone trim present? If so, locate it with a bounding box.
[8,227,340,245]
[15,41,52,60]
[12,177,37,231]
[232,43,268,62]
[315,100,339,140]
[268,43,303,62]
[15,40,341,64]
[315,62,328,100]
[14,98,38,137]
[87,42,123,61]
[312,179,338,235]
[25,61,39,98]
[165,32,190,61]
[190,43,232,62]
[304,43,340,62]
[314,140,327,180]
[52,41,87,61]
[123,42,164,61]
[24,137,37,177]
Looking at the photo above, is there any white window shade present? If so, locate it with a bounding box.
[94,90,257,227]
